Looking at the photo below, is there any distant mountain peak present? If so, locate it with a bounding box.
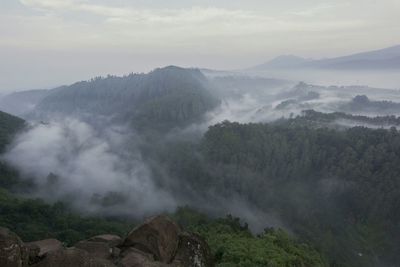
[150,65,207,82]
[250,44,400,70]
[251,55,311,70]
[269,55,308,63]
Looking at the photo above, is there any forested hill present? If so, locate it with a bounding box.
[160,120,400,266]
[341,95,400,114]
[0,89,50,117]
[0,110,25,152]
[32,66,219,130]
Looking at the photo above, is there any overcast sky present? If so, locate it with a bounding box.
[1,0,399,91]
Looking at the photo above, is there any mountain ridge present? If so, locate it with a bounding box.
[252,44,400,70]
[26,66,219,130]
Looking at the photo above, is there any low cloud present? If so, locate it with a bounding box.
[3,118,176,217]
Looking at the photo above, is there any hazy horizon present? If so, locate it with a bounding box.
[1,0,400,91]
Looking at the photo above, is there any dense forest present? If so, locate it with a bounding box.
[157,120,400,267]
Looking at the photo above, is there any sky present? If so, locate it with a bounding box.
[1,0,400,91]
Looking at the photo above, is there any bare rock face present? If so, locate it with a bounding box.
[75,234,122,260]
[122,216,181,263]
[25,239,63,257]
[173,232,214,267]
[26,243,40,265]
[120,247,159,267]
[75,241,112,260]
[31,247,116,267]
[0,227,28,267]
[25,239,63,264]
[88,235,122,248]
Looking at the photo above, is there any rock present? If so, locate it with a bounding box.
[75,240,113,259]
[26,239,63,257]
[120,247,153,267]
[32,247,116,267]
[121,251,149,267]
[120,247,171,267]
[0,227,28,267]
[173,232,214,267]
[1,215,214,267]
[122,215,181,263]
[25,243,40,265]
[88,235,122,247]
[120,247,155,260]
[75,234,122,260]
[111,247,121,259]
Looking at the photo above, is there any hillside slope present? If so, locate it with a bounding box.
[0,110,25,152]
[32,66,219,130]
[0,89,50,117]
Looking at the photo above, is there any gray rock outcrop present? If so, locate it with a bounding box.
[0,216,214,267]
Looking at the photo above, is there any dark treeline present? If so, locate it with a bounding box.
[287,109,400,127]
[342,94,400,114]
[0,111,25,152]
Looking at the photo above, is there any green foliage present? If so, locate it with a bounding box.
[0,110,25,152]
[0,190,327,266]
[0,111,27,190]
[0,189,132,245]
[173,207,327,267]
[162,121,400,266]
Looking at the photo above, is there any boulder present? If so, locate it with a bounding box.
[75,234,122,260]
[122,216,181,263]
[173,232,214,267]
[32,247,116,267]
[0,227,28,267]
[0,215,214,267]
[75,240,113,259]
[88,235,122,247]
[26,243,40,265]
[120,247,172,267]
[121,247,153,267]
[25,239,63,257]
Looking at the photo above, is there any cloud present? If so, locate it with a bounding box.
[15,0,369,43]
[19,0,256,23]
[287,3,337,17]
[0,0,398,90]
[3,118,176,217]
